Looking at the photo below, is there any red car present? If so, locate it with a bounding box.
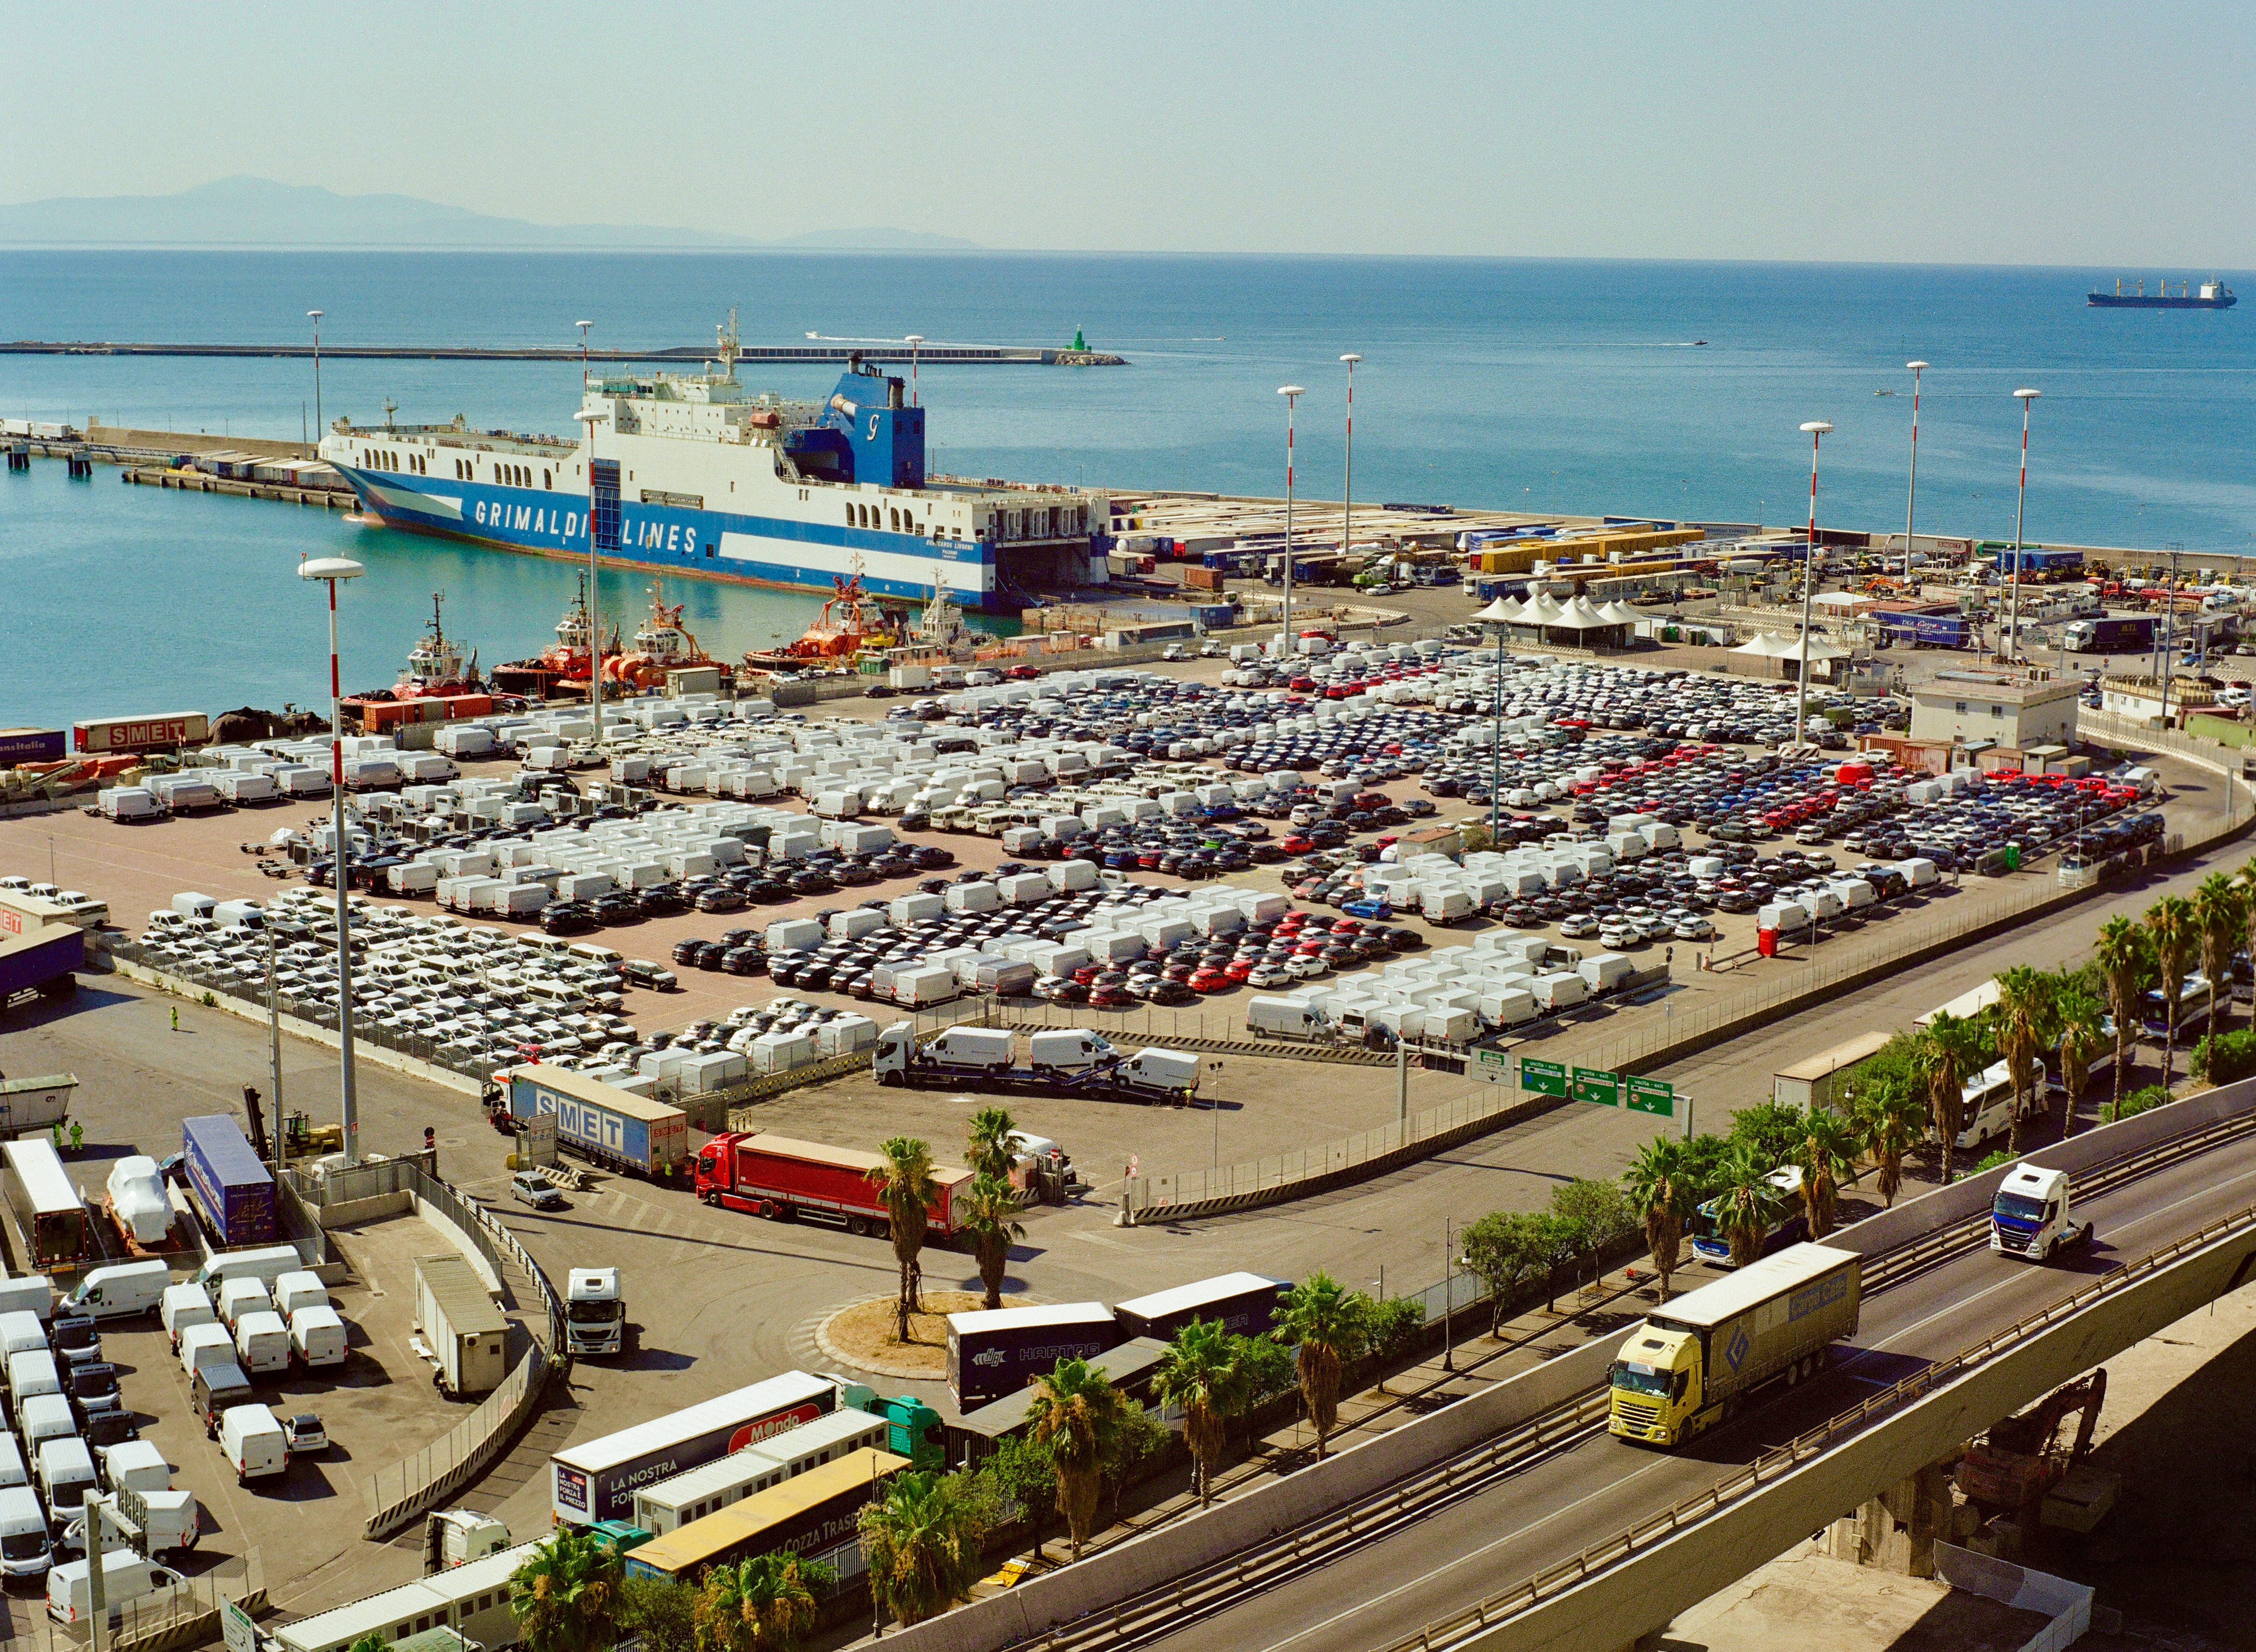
[1005,664,1043,680]
[1090,984,1136,1009]
[1189,968,1232,994]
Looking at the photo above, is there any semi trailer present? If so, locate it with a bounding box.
[871,1021,1202,1103]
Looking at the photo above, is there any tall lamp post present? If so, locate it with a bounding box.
[2009,388,2040,663]
[1902,361,1927,580]
[299,555,365,1163]
[576,408,607,750]
[1278,385,1305,651]
[1472,597,1516,843]
[306,310,324,439]
[576,320,593,381]
[904,334,924,406]
[1339,354,1360,565]
[1796,420,1833,751]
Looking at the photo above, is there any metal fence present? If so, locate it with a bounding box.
[47,1551,264,1652]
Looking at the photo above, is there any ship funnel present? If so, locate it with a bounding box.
[830,393,860,419]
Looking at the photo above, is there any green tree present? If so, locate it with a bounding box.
[1709,1150,1786,1267]
[1270,1270,1372,1462]
[1918,1009,1978,1183]
[694,1553,832,1652]
[1461,1210,1569,1333]
[1724,1101,1808,1170]
[1995,965,2048,1156]
[2055,989,2105,1137]
[2193,871,2244,1041]
[867,1137,940,1343]
[1793,1108,1863,1239]
[858,1470,989,1627]
[1152,1319,1242,1507]
[2148,895,2197,1089]
[958,1176,1026,1311]
[1549,1176,1635,1293]
[1622,1137,1702,1302]
[616,1578,696,1652]
[1852,1080,1927,1207]
[509,1527,622,1652]
[2094,916,2152,1121]
[347,1637,390,1652]
[1026,1357,1131,1561]
[965,1106,1020,1183]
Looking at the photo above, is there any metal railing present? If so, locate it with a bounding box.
[1374,1197,2256,1652]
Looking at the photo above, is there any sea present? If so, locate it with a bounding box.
[3,250,2254,731]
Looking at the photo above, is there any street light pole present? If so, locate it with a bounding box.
[1442,1213,1454,1373]
[2010,388,2041,663]
[1278,385,1305,655]
[1339,354,1360,568]
[904,334,924,407]
[306,310,324,438]
[576,320,593,382]
[576,409,607,751]
[1903,361,1927,581]
[1796,421,1833,751]
[299,555,365,1163]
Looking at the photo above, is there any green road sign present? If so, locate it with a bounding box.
[1477,1047,1509,1071]
[1521,1058,1567,1097]
[1626,1076,1675,1117]
[1573,1066,1620,1106]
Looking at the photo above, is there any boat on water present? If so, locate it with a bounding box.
[741,572,906,674]
[2088,278,2236,310]
[341,593,502,731]
[317,313,1111,613]
[489,577,623,700]
[605,584,733,692]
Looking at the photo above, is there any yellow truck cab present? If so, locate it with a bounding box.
[1609,1243,1861,1447]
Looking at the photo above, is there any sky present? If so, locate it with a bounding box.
[5,0,2254,264]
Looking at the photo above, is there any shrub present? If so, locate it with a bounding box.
[614,1577,694,1652]
[1366,1296,1425,1364]
[1726,1103,1809,1171]
[2192,1029,2256,1084]
[1972,1147,2016,1174]
[2116,1085,2172,1119]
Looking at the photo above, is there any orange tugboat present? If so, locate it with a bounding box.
[341,593,499,732]
[602,584,734,692]
[490,577,623,700]
[741,571,906,674]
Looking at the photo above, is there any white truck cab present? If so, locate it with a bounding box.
[565,1269,625,1356]
[1989,1164,2093,1262]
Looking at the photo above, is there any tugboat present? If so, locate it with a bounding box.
[490,576,623,700]
[603,584,734,692]
[341,592,499,731]
[740,570,906,674]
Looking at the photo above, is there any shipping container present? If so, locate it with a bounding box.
[0,1075,75,1142]
[631,1407,891,1535]
[0,730,65,766]
[1113,1272,1289,1343]
[947,1302,1121,1407]
[508,1065,687,1180]
[414,1255,506,1398]
[622,1449,906,1586]
[180,1116,276,1246]
[0,1141,86,1270]
[551,1371,839,1525]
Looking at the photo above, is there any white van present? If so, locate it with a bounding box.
[0,1483,46,1578]
[233,1311,289,1375]
[218,1405,287,1484]
[98,1440,169,1497]
[0,1436,27,1491]
[61,1261,167,1323]
[47,1550,184,1626]
[188,1246,303,1304]
[271,1271,328,1318]
[169,893,219,922]
[37,1439,97,1537]
[161,1285,217,1351]
[216,1278,272,1332]
[0,1277,53,1323]
[177,1322,236,1378]
[16,1394,74,1458]
[0,1310,45,1366]
[289,1306,347,1369]
[7,1349,60,1408]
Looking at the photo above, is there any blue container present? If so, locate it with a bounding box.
[0,730,65,765]
[181,1115,275,1246]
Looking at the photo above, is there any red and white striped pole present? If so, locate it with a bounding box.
[1279,385,1305,651]
[300,555,365,1162]
[1796,421,1832,751]
[2010,388,2040,662]
[1904,361,1927,580]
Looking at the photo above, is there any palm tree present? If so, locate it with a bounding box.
[1918,1009,1974,1183]
[965,1105,1020,1183]
[1621,1136,1702,1302]
[509,1527,622,1652]
[1709,1151,1786,1266]
[1995,966,2046,1156]
[958,1176,1025,1311]
[2193,871,2243,1041]
[1270,1270,1372,1461]
[2055,989,2105,1137]
[1152,1318,1252,1507]
[1794,1109,1863,1239]
[2094,916,2151,1122]
[866,1137,940,1343]
[858,1471,986,1626]
[694,1553,827,1652]
[1026,1357,1130,1561]
[2147,895,2197,1089]
[1852,1080,1926,1207]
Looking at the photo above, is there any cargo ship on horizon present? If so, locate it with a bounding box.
[317,315,1110,614]
[2088,278,2236,310]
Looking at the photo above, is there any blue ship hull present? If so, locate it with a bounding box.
[333,463,1012,613]
[2088,293,2236,309]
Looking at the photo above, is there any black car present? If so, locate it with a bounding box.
[911,845,957,870]
[694,942,730,971]
[788,869,837,896]
[670,938,707,965]
[722,947,766,976]
[542,905,599,936]
[590,894,644,923]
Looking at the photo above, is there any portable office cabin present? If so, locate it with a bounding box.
[551,1371,838,1525]
[1770,1029,1896,1111]
[270,1539,542,1652]
[414,1255,507,1398]
[621,1448,906,1587]
[631,1407,891,1535]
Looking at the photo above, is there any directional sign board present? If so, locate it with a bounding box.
[1572,1066,1620,1106]
[1626,1077,1676,1117]
[222,1602,257,1652]
[1520,1058,1567,1097]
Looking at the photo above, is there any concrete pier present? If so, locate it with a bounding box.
[0,340,1126,366]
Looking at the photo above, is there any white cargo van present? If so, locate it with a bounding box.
[1246,996,1325,1039]
[98,1440,170,1497]
[0,1484,46,1578]
[216,1278,272,1332]
[7,1349,60,1408]
[233,1311,289,1375]
[0,1311,44,1365]
[289,1306,347,1369]
[272,1271,327,1318]
[61,1261,167,1322]
[161,1285,217,1351]
[47,1551,183,1626]
[189,1247,302,1304]
[37,1440,97,1539]
[16,1394,74,1457]
[1027,1029,1118,1075]
[0,1277,51,1323]
[0,1436,24,1492]
[218,1405,287,1484]
[177,1322,236,1378]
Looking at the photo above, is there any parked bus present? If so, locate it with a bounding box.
[2138,975,2212,1042]
[1689,1165,1807,1267]
[1,1141,86,1269]
[550,1371,839,1525]
[622,1448,907,1589]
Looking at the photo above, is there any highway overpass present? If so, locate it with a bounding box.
[884,1077,2256,1652]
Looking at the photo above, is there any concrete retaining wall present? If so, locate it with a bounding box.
[316,1190,413,1228]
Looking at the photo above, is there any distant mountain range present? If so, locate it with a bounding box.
[0,177,980,251]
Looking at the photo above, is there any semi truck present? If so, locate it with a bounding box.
[947,1302,1124,1407]
[506,1065,687,1181]
[871,1021,1202,1103]
[693,1133,974,1243]
[1989,1165,2094,1261]
[566,1268,626,1356]
[1878,611,1976,649]
[1607,1242,1861,1447]
[550,1371,839,1525]
[0,1075,74,1141]
[180,1116,276,1247]
[2061,614,2158,653]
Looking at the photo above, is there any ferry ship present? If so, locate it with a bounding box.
[317,316,1109,613]
[2088,278,2236,310]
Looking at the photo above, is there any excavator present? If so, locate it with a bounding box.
[1955,1369,2107,1534]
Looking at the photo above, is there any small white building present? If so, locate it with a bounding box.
[1908,671,2079,751]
